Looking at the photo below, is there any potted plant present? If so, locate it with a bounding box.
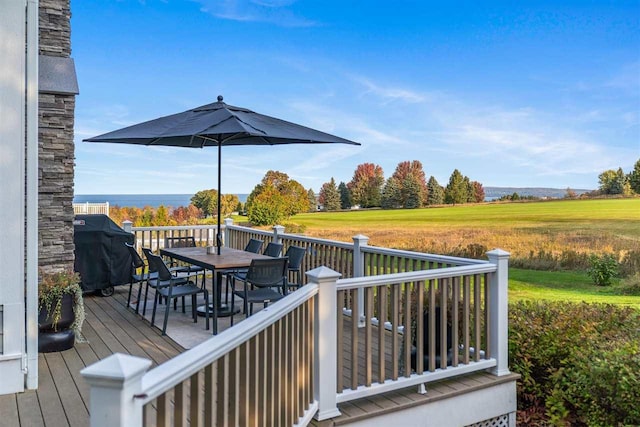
[38,268,85,352]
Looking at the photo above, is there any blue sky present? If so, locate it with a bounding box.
[73,0,640,195]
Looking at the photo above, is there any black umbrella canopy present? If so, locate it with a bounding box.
[85,95,359,147]
[85,96,360,254]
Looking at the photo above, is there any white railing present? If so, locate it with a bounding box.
[223,219,485,283]
[73,201,110,215]
[125,222,219,251]
[333,253,509,404]
[83,221,510,426]
[82,280,321,427]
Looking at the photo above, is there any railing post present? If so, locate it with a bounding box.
[224,218,233,247]
[307,266,342,421]
[352,235,369,327]
[273,224,285,244]
[486,249,510,376]
[122,220,133,234]
[80,353,151,427]
[105,201,110,216]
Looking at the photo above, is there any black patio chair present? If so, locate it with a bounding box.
[164,236,205,285]
[140,247,193,317]
[283,245,306,291]
[146,251,209,335]
[124,243,155,314]
[229,257,288,326]
[263,242,283,257]
[222,238,265,304]
[224,242,283,296]
[243,238,264,253]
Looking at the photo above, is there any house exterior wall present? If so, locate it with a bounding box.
[38,0,76,272]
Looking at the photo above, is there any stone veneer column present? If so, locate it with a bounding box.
[38,0,77,272]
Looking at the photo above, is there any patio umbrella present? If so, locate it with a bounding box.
[84,95,360,254]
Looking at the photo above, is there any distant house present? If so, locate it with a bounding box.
[0,0,77,395]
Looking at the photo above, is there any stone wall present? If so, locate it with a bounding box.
[38,0,75,272]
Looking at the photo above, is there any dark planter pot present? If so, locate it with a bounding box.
[38,293,76,352]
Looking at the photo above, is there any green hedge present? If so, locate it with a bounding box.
[509,301,640,426]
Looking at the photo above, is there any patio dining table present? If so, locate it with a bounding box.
[159,246,270,334]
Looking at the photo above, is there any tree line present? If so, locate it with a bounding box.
[318,161,484,211]
[594,158,640,196]
[108,162,485,227]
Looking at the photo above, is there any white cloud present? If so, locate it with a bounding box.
[350,75,427,104]
[192,0,317,27]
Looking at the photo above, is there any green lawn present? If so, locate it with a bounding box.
[285,198,640,259]
[509,268,639,308]
[237,198,640,307]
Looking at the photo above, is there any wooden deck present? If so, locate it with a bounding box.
[1,285,514,426]
[0,287,184,427]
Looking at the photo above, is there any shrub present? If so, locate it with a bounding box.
[282,222,307,234]
[509,301,640,426]
[614,272,640,296]
[547,342,640,426]
[587,253,618,286]
[620,250,640,277]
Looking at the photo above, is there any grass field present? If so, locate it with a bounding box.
[288,198,640,260]
[509,268,639,308]
[281,198,640,306]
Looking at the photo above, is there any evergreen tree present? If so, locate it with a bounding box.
[381,177,401,209]
[464,176,474,203]
[402,175,423,208]
[427,176,444,205]
[338,181,352,209]
[628,159,640,194]
[307,189,317,212]
[319,178,341,211]
[444,169,468,204]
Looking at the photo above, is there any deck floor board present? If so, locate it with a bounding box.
[35,354,68,427]
[8,286,516,426]
[0,394,20,427]
[15,390,44,427]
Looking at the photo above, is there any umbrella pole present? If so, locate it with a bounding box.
[216,140,222,255]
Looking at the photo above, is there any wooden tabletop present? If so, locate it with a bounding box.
[159,246,270,271]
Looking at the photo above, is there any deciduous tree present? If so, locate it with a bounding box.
[598,168,627,195]
[246,170,310,225]
[470,181,485,203]
[390,160,428,207]
[191,189,218,217]
[347,163,384,208]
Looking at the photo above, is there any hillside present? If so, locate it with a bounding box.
[484,186,591,199]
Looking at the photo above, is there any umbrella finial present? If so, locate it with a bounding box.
[217,95,224,102]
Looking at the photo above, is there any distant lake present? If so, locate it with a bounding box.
[74,194,249,209]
